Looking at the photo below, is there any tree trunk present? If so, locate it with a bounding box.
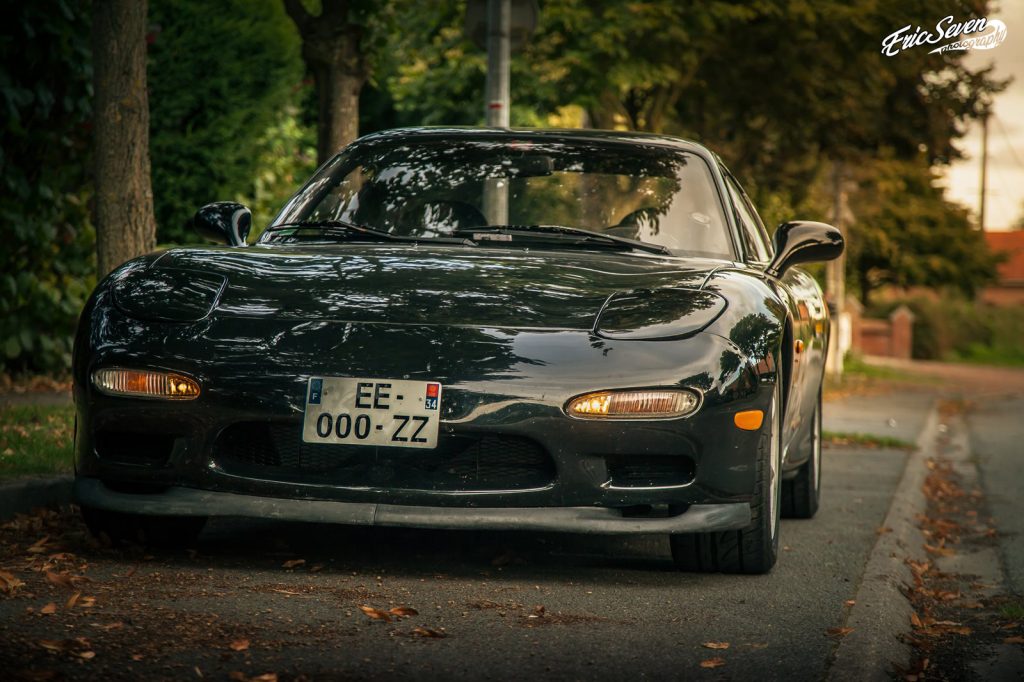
[315,66,363,164]
[284,0,368,165]
[91,0,157,277]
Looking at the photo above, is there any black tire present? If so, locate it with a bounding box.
[81,505,206,548]
[782,386,822,519]
[670,381,782,574]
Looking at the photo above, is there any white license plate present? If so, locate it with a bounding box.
[302,377,442,449]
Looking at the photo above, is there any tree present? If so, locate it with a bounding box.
[92,0,157,276]
[846,158,998,303]
[284,0,376,163]
[1,0,95,374]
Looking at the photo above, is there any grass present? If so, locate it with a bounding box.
[1000,599,1024,622]
[949,343,1024,368]
[824,354,941,399]
[822,430,916,450]
[0,404,75,479]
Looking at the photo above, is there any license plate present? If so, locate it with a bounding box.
[302,377,442,449]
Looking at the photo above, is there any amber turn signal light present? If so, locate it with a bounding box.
[734,410,764,431]
[566,389,700,419]
[92,368,200,400]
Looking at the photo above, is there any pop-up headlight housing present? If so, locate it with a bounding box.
[112,268,226,322]
[595,287,726,340]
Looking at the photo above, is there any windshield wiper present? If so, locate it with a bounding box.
[452,224,670,255]
[264,219,474,246]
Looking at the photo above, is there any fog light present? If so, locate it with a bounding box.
[566,389,699,419]
[92,368,200,400]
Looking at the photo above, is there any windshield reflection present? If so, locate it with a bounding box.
[268,135,733,258]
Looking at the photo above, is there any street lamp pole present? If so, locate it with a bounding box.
[482,0,511,224]
[485,0,510,128]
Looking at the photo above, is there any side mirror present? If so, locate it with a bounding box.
[192,202,252,247]
[765,220,844,278]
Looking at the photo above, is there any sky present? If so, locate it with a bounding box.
[942,1,1024,231]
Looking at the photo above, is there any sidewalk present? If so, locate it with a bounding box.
[825,358,1024,679]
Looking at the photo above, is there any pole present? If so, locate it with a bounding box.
[484,0,510,127]
[826,160,847,377]
[483,0,510,224]
[979,111,989,231]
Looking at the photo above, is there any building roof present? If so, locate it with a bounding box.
[985,231,1024,284]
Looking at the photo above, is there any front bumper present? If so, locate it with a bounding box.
[74,308,775,515]
[74,478,751,535]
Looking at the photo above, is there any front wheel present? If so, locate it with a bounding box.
[80,505,206,548]
[782,386,822,519]
[669,381,782,574]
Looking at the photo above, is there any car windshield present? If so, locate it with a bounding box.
[268,136,734,258]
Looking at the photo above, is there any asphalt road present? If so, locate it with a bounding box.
[967,394,1024,596]
[0,439,909,681]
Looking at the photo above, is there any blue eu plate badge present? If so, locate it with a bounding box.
[308,377,323,405]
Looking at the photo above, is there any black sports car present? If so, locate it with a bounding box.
[73,127,842,573]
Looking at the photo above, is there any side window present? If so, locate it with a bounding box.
[723,173,771,262]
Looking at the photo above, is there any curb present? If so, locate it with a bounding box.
[826,400,940,682]
[0,475,75,521]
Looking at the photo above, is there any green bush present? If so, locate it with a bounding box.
[148,0,305,242]
[0,0,96,375]
[881,297,1024,366]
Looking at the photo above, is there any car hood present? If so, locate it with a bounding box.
[146,245,729,331]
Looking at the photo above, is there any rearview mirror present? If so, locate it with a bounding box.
[765,221,844,278]
[192,202,252,247]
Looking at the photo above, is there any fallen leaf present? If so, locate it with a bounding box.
[701,642,730,650]
[911,612,923,628]
[79,596,96,608]
[27,536,50,553]
[844,600,856,607]
[94,621,124,631]
[194,666,203,678]
[250,674,278,682]
[281,559,305,569]
[40,602,57,615]
[131,653,144,661]
[1004,636,1024,644]
[66,591,81,609]
[38,639,65,652]
[228,673,247,682]
[699,657,726,669]
[946,626,972,636]
[78,651,96,660]
[826,627,854,638]
[532,605,546,617]
[0,570,25,593]
[229,638,250,652]
[358,605,392,622]
[410,626,446,638]
[876,526,893,534]
[924,544,956,557]
[310,563,325,573]
[44,571,88,588]
[389,606,419,617]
